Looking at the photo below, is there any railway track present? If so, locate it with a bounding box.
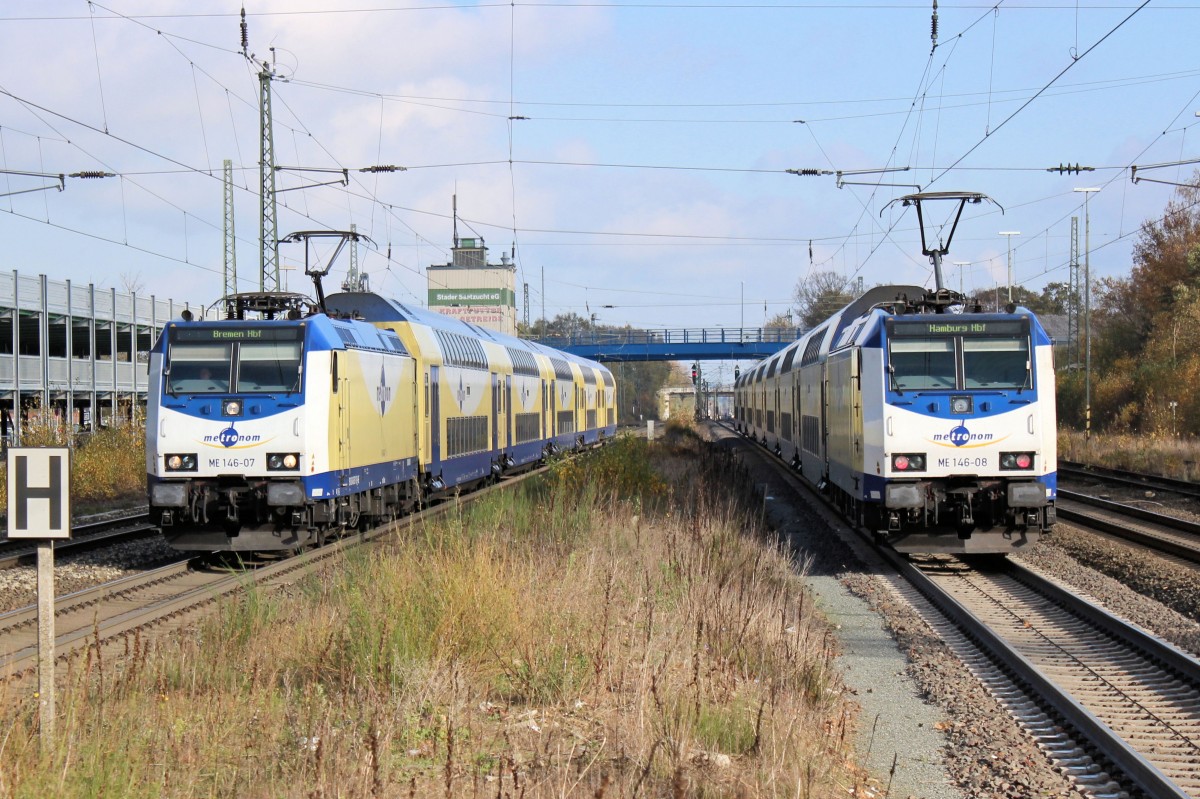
[1056,491,1200,565]
[0,467,548,682]
[0,510,155,571]
[1060,461,1200,501]
[905,553,1200,798]
[1057,461,1200,564]
[714,423,1200,799]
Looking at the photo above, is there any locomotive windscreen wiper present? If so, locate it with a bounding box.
[887,363,902,394]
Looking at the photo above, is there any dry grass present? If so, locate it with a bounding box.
[1058,429,1200,479]
[0,419,146,513]
[0,428,863,798]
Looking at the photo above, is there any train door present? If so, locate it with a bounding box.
[851,350,863,468]
[429,365,441,463]
[491,373,500,451]
[820,376,829,468]
[505,375,513,447]
[793,379,801,442]
[335,353,350,488]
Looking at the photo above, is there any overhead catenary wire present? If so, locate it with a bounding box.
[2,0,1196,327]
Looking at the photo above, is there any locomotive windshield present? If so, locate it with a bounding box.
[887,318,1031,392]
[889,338,955,389]
[166,326,303,394]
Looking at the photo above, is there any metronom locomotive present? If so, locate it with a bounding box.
[146,289,616,553]
[735,283,1056,554]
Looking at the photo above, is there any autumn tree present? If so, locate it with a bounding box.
[792,271,857,329]
[970,283,1071,315]
[1068,174,1200,433]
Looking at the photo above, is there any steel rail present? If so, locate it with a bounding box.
[893,551,1197,799]
[0,511,153,570]
[716,422,1198,799]
[1056,491,1200,564]
[0,464,554,680]
[1059,461,1200,501]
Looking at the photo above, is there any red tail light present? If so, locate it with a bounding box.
[1000,452,1036,471]
[891,453,926,472]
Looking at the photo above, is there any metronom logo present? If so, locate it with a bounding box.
[932,425,994,447]
[203,426,263,448]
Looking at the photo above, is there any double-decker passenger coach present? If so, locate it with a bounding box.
[737,284,1056,554]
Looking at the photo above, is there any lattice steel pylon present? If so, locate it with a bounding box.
[1067,215,1080,368]
[223,159,237,300]
[341,223,370,292]
[258,61,279,292]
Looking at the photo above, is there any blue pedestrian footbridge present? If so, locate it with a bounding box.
[525,327,801,362]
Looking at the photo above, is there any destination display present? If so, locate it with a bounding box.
[172,326,303,342]
[889,320,1026,337]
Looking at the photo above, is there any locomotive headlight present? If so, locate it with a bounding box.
[223,400,242,417]
[891,453,927,472]
[164,453,198,472]
[267,452,300,471]
[1000,452,1035,471]
[950,396,972,414]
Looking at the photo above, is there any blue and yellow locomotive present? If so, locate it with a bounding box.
[146,290,616,552]
[736,285,1056,554]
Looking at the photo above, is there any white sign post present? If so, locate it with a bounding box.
[6,447,71,746]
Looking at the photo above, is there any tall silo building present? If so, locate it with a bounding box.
[426,237,518,336]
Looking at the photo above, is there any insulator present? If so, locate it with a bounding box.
[360,165,406,173]
[240,8,248,51]
[69,171,113,179]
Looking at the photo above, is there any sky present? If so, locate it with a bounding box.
[2,1,1199,350]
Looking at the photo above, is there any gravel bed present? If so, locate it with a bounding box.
[704,427,1200,798]
[0,535,178,615]
[707,427,1086,799]
[1016,526,1200,654]
[1060,474,1200,524]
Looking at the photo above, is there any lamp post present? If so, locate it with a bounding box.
[999,232,1020,303]
[952,261,969,296]
[1074,187,1099,442]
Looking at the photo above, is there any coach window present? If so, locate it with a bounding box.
[889,338,955,390]
[963,337,1030,389]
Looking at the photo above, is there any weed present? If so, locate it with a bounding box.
[0,431,861,797]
